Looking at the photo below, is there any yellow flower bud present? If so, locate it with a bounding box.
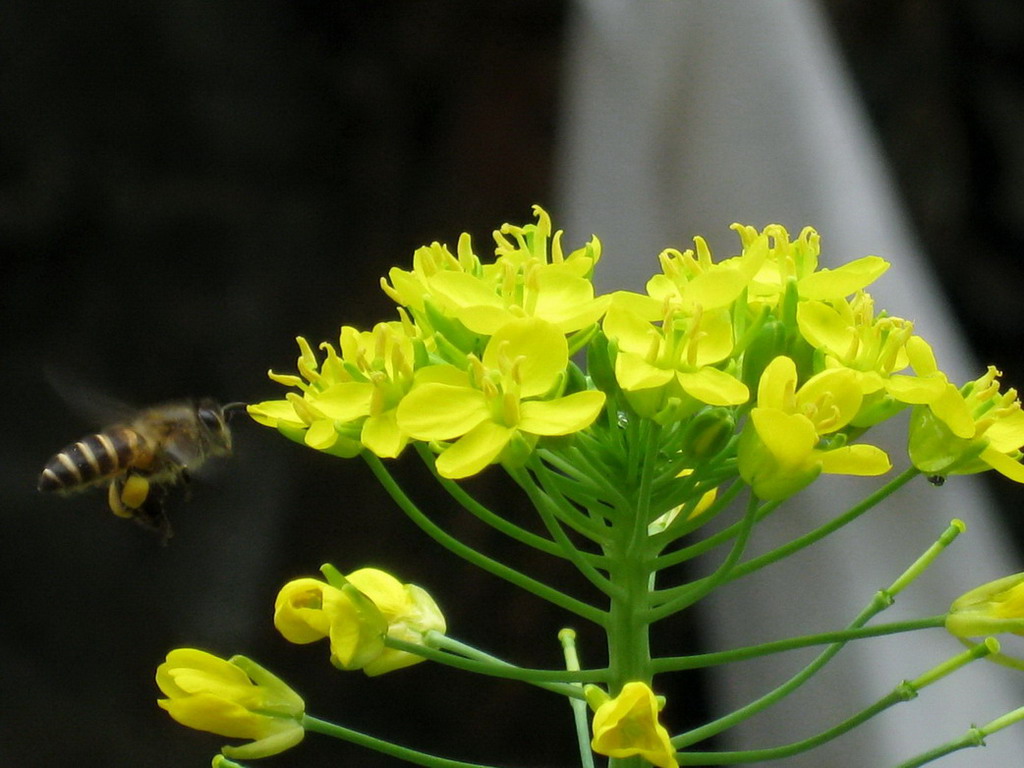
[946,573,1024,639]
[273,567,446,676]
[156,649,304,760]
[274,577,346,644]
[590,681,678,768]
[273,576,387,670]
[346,568,447,676]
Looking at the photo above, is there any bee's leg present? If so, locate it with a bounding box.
[107,473,173,543]
[180,467,193,502]
[107,475,149,519]
[132,484,173,544]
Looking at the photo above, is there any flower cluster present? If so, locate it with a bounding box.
[158,209,1024,768]
[249,207,608,479]
[249,209,1024,501]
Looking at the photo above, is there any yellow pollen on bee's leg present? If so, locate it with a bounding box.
[120,475,151,512]
[108,482,132,518]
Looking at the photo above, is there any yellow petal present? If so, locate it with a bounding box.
[361,411,406,458]
[681,267,750,311]
[435,421,514,479]
[798,367,862,431]
[690,310,736,366]
[984,409,1024,453]
[518,391,606,435]
[751,409,817,465]
[981,446,1024,483]
[607,290,663,322]
[603,303,658,353]
[676,367,749,406]
[305,419,339,450]
[274,578,341,644]
[819,444,892,476]
[796,300,851,355]
[312,382,374,422]
[885,374,948,405]
[757,356,798,411]
[798,255,889,299]
[397,383,489,440]
[428,271,503,311]
[345,568,409,619]
[246,400,303,429]
[615,352,675,391]
[483,317,567,398]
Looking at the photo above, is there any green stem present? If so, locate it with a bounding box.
[604,420,660,690]
[887,519,965,597]
[363,453,605,625]
[715,466,920,588]
[510,465,618,598]
[675,683,918,764]
[554,444,634,512]
[672,591,895,748]
[302,715,502,768]
[386,634,607,685]
[895,705,1024,768]
[560,629,597,768]
[534,466,621,530]
[523,458,615,544]
[650,468,738,526]
[673,513,958,748]
[651,616,945,672]
[413,442,569,559]
[647,493,759,621]
[652,493,777,570]
[677,640,996,765]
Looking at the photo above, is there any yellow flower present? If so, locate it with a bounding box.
[156,649,304,760]
[493,205,601,276]
[248,321,418,459]
[796,293,952,426]
[397,317,606,478]
[610,232,768,321]
[909,366,1024,483]
[382,206,608,338]
[603,301,749,420]
[736,223,889,305]
[274,567,446,676]
[591,682,679,768]
[738,356,890,500]
[946,573,1024,639]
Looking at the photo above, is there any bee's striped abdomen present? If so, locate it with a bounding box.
[37,428,146,493]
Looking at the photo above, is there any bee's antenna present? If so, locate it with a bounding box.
[222,402,250,420]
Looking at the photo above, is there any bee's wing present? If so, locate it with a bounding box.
[44,367,139,427]
[161,432,207,468]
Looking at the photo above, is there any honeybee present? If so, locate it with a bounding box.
[38,399,243,540]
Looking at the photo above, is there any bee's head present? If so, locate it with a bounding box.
[195,399,234,456]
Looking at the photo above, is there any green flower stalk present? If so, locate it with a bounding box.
[159,207,1024,767]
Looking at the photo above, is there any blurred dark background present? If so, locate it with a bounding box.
[2,1,1023,766]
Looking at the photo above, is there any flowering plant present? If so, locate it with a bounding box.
[162,208,1024,766]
